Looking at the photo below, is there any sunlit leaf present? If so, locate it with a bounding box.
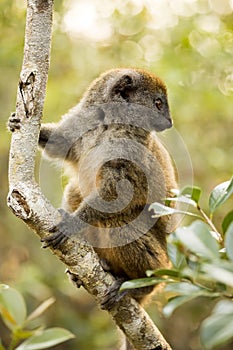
[26,298,55,323]
[225,222,233,261]
[149,203,179,217]
[201,300,233,349]
[222,210,233,234]
[209,177,233,214]
[167,241,187,269]
[201,262,233,287]
[0,285,26,329]
[0,304,17,329]
[166,195,197,207]
[180,266,207,283]
[212,300,233,314]
[165,282,202,295]
[166,281,219,297]
[175,221,219,259]
[15,328,75,350]
[149,202,200,218]
[180,186,202,204]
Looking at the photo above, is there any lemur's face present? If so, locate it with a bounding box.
[85,68,172,132]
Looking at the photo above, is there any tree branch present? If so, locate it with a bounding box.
[7,1,172,349]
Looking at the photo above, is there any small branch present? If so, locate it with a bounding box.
[197,205,223,243]
[7,1,172,349]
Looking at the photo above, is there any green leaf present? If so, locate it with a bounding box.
[163,283,212,317]
[15,328,75,350]
[225,222,233,261]
[166,281,220,297]
[201,261,233,287]
[165,282,202,295]
[14,328,40,340]
[149,203,179,217]
[146,269,180,278]
[164,282,219,317]
[201,300,233,349]
[149,202,200,218]
[209,177,233,214]
[163,294,199,318]
[166,195,197,207]
[175,221,219,259]
[26,298,55,323]
[167,241,187,269]
[222,210,233,234]
[120,277,171,291]
[180,186,202,204]
[0,285,26,329]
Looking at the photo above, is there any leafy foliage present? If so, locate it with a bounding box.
[0,285,74,350]
[122,178,233,349]
[209,177,233,215]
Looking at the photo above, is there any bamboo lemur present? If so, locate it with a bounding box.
[9,68,177,309]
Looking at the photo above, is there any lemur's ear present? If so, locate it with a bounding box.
[111,74,135,101]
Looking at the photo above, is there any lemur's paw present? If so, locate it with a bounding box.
[41,209,75,249]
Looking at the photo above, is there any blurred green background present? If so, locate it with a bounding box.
[0,0,232,349]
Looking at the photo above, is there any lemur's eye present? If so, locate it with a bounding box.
[155,98,163,110]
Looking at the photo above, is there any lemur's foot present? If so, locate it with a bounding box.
[101,278,128,310]
[41,209,76,249]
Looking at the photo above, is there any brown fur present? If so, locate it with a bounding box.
[38,68,177,306]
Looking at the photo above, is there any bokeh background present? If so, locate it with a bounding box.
[0,0,233,349]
